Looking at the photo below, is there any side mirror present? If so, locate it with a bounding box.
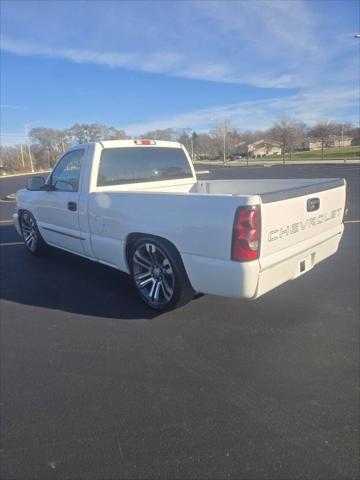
[27,176,46,191]
[54,180,74,192]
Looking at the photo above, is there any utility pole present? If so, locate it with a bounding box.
[341,125,346,163]
[26,136,34,173]
[20,144,25,169]
[25,125,35,173]
[223,121,226,166]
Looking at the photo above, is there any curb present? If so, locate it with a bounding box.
[193,161,360,168]
[0,170,50,179]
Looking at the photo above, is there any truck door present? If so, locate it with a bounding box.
[36,148,86,255]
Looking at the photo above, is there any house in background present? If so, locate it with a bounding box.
[326,135,353,147]
[303,135,353,150]
[302,138,323,150]
[232,139,282,158]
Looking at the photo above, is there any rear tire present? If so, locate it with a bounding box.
[19,211,47,255]
[129,236,194,311]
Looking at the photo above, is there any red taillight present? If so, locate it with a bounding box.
[343,184,349,221]
[231,206,261,261]
[134,139,156,145]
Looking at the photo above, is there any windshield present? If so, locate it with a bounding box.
[97,147,193,186]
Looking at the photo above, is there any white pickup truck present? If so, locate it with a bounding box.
[14,140,347,310]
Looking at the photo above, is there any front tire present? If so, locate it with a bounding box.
[20,211,47,255]
[129,236,194,311]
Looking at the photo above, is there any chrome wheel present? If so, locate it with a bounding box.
[20,212,38,253]
[132,242,175,307]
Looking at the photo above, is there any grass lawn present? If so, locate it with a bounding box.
[261,146,359,161]
[194,146,360,165]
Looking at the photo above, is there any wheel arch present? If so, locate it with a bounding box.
[18,208,37,221]
[17,208,48,254]
[124,231,195,309]
[17,208,27,217]
[17,208,33,227]
[124,232,185,274]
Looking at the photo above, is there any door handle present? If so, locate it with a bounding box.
[68,201,77,211]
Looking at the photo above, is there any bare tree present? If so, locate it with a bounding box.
[66,124,128,144]
[347,125,359,144]
[269,117,304,163]
[29,127,65,169]
[140,128,176,141]
[99,125,128,141]
[194,133,218,159]
[308,122,337,160]
[330,122,353,137]
[0,145,26,173]
[209,121,241,163]
[209,123,225,162]
[175,128,192,153]
[2,119,355,175]
[226,127,242,157]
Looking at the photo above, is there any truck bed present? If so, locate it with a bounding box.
[89,175,345,283]
[192,178,344,200]
[104,177,344,199]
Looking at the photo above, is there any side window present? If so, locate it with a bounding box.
[51,149,85,192]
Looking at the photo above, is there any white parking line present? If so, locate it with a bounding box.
[344,220,360,224]
[0,242,23,246]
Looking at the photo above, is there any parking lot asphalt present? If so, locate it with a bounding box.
[1,165,359,479]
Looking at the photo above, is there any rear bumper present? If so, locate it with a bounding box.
[181,252,260,298]
[254,228,343,298]
[12,213,22,237]
[181,225,344,300]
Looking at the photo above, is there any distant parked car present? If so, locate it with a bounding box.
[0,167,9,176]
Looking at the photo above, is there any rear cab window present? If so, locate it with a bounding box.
[97,147,193,186]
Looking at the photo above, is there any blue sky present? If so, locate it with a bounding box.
[1,0,359,145]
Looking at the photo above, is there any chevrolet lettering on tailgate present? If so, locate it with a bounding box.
[268,208,343,242]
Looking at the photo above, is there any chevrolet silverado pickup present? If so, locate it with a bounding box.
[13,140,347,310]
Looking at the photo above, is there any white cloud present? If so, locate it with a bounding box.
[1,0,358,137]
[1,0,357,90]
[1,35,299,88]
[195,0,317,54]
[124,87,359,134]
[0,0,318,90]
[1,36,185,74]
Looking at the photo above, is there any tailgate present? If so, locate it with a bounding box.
[259,178,346,261]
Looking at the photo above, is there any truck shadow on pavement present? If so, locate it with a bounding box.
[0,225,170,320]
